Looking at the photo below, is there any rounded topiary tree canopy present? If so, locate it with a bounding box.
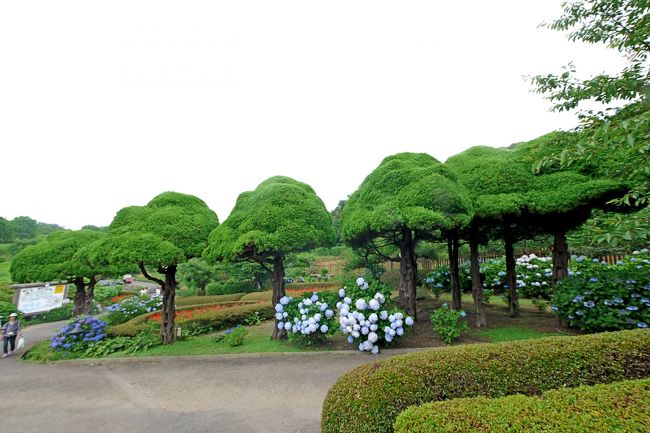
[341,152,473,317]
[204,176,334,339]
[107,191,219,344]
[10,230,106,314]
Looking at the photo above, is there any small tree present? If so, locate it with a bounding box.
[204,176,334,340]
[177,258,217,296]
[10,230,106,314]
[103,192,219,344]
[341,153,473,318]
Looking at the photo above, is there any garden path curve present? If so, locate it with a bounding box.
[1,322,421,433]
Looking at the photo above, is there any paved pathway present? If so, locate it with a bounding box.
[1,321,415,433]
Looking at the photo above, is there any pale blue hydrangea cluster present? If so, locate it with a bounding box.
[336,277,413,354]
[274,292,336,337]
[105,294,163,325]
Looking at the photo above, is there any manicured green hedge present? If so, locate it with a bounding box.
[394,378,650,433]
[176,293,245,306]
[108,301,273,336]
[240,291,272,302]
[321,330,650,433]
[286,281,339,290]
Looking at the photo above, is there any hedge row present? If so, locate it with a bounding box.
[286,281,339,290]
[108,301,271,336]
[394,378,650,433]
[175,293,245,306]
[321,330,650,433]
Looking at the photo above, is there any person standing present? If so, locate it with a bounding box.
[2,312,21,357]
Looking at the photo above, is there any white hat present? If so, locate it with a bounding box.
[9,313,18,317]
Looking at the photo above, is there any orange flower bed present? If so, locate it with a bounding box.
[110,294,131,303]
[149,303,246,322]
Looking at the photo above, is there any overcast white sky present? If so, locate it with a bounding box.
[0,1,626,229]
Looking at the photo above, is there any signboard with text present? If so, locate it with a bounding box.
[16,284,67,315]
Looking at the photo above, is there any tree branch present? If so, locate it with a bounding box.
[139,262,165,287]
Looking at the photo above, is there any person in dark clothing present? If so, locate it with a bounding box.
[2,313,21,357]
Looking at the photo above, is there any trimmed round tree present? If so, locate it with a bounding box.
[340,153,473,318]
[10,230,106,315]
[105,192,219,344]
[446,145,538,319]
[203,176,335,340]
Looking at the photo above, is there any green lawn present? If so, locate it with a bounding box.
[476,326,563,343]
[25,321,316,362]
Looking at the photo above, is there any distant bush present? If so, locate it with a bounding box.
[176,293,245,306]
[27,303,73,324]
[430,303,468,344]
[394,379,650,433]
[93,285,124,304]
[205,280,263,296]
[321,330,650,433]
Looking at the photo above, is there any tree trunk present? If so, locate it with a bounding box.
[72,277,86,316]
[552,230,569,295]
[448,232,462,310]
[82,276,96,314]
[198,284,206,297]
[270,253,287,340]
[504,229,520,318]
[398,228,418,319]
[161,265,177,344]
[470,235,487,327]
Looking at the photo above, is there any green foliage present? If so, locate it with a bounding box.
[82,329,161,357]
[0,301,23,322]
[531,297,550,312]
[93,285,124,304]
[530,0,649,113]
[204,176,334,262]
[569,208,650,254]
[172,302,274,335]
[10,230,105,283]
[553,251,650,331]
[394,378,650,433]
[177,258,218,292]
[27,303,74,324]
[205,280,262,296]
[243,311,261,326]
[9,216,38,239]
[341,153,473,246]
[321,330,650,433]
[176,293,246,306]
[430,304,468,344]
[224,326,248,347]
[0,218,11,243]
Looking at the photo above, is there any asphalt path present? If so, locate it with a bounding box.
[0,320,416,433]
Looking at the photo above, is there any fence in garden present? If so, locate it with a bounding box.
[315,252,627,276]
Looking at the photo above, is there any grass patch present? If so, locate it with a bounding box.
[475,326,562,343]
[24,321,318,362]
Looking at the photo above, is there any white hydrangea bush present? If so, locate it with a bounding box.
[274,291,337,343]
[337,277,414,354]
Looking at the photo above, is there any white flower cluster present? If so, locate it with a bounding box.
[274,292,335,337]
[336,277,414,354]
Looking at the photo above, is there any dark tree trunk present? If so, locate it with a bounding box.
[470,235,487,328]
[139,262,177,344]
[198,284,206,297]
[270,253,287,340]
[72,277,86,316]
[448,232,462,310]
[398,228,418,319]
[504,229,520,318]
[552,230,569,294]
[82,276,96,314]
[160,265,177,344]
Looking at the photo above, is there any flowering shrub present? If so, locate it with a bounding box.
[430,303,467,343]
[337,277,414,354]
[552,250,650,332]
[481,254,554,299]
[105,294,162,325]
[50,315,107,352]
[274,292,337,344]
[422,265,471,298]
